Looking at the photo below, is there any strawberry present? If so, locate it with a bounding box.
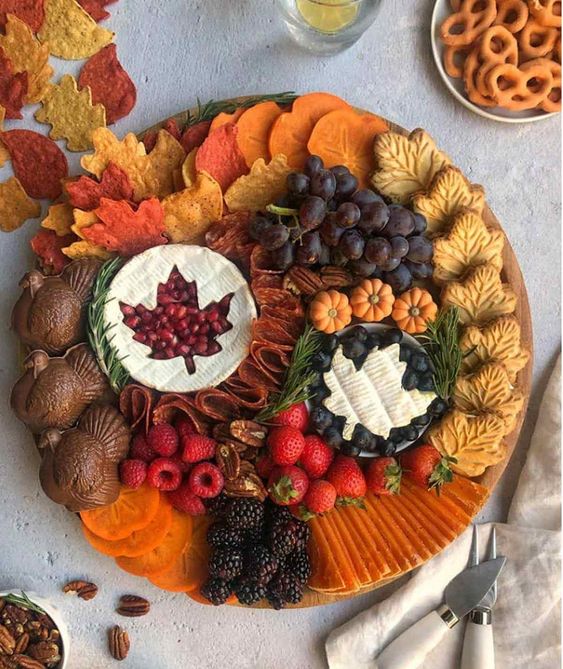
[326,455,367,502]
[268,465,309,506]
[400,444,455,492]
[181,434,216,463]
[256,454,274,480]
[366,457,402,496]
[272,402,309,432]
[302,480,337,516]
[299,435,334,479]
[267,426,305,466]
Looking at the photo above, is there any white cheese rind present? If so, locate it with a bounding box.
[104,244,257,393]
[323,344,436,439]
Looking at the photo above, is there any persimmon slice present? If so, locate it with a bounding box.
[82,500,173,558]
[337,505,386,579]
[236,101,283,167]
[442,475,489,516]
[327,511,372,588]
[209,108,244,133]
[308,516,346,593]
[81,485,160,541]
[116,510,193,577]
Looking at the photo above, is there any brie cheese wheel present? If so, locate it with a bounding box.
[104,245,257,393]
[323,344,436,439]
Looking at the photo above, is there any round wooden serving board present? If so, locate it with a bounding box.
[142,95,533,608]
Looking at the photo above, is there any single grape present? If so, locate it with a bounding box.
[379,256,401,272]
[249,215,272,240]
[310,169,337,201]
[296,231,322,265]
[334,173,358,200]
[390,236,409,258]
[335,202,361,228]
[404,260,433,280]
[320,214,345,247]
[286,172,310,196]
[261,223,290,250]
[304,155,323,177]
[318,242,331,266]
[330,165,350,178]
[347,257,377,277]
[330,247,349,266]
[299,195,327,230]
[273,194,294,209]
[270,241,295,270]
[358,201,389,235]
[385,205,416,237]
[406,236,433,263]
[289,223,304,241]
[384,264,413,293]
[412,213,428,235]
[364,237,391,264]
[339,229,365,260]
[351,189,383,208]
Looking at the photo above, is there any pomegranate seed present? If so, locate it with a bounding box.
[121,304,135,316]
[200,323,210,335]
[160,316,169,325]
[158,329,174,342]
[165,303,177,317]
[124,315,141,329]
[154,306,164,315]
[164,347,176,358]
[186,306,198,315]
[154,352,166,359]
[187,335,197,345]
[155,340,167,351]
[194,341,207,355]
[196,312,206,324]
[211,321,223,333]
[176,318,189,331]
[176,305,188,320]
[147,332,158,343]
[133,332,147,343]
[141,311,152,323]
[207,308,219,322]
[177,344,191,356]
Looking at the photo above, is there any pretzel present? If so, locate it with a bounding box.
[522,57,562,110]
[444,44,472,77]
[494,0,530,32]
[475,26,519,91]
[518,18,559,59]
[486,61,554,109]
[527,0,562,28]
[440,0,497,46]
[464,47,498,105]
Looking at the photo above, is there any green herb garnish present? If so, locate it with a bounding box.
[185,92,297,126]
[3,591,46,615]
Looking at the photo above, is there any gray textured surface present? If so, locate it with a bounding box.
[0,1,560,668]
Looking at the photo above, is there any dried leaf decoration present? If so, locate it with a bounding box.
[433,210,505,284]
[0,14,53,103]
[454,361,525,432]
[65,161,134,210]
[38,0,114,60]
[41,201,74,236]
[428,409,506,476]
[460,315,530,383]
[441,263,517,325]
[35,74,106,151]
[224,154,293,212]
[371,129,451,204]
[0,176,41,231]
[412,166,485,235]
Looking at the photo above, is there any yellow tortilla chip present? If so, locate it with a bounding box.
[35,74,106,151]
[62,240,112,260]
[181,148,198,188]
[163,171,223,244]
[148,130,187,198]
[224,154,292,212]
[38,0,114,60]
[0,14,53,103]
[41,202,74,236]
[71,208,99,238]
[0,106,9,168]
[0,177,41,232]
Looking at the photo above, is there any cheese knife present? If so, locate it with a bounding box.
[376,554,506,669]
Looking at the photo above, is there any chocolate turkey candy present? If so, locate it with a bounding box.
[11,344,112,433]
[11,258,102,354]
[38,404,131,512]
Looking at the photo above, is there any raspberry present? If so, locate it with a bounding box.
[175,415,196,441]
[255,454,274,480]
[146,457,182,491]
[299,435,334,479]
[147,423,179,457]
[181,434,216,463]
[171,454,191,474]
[303,479,336,515]
[167,482,207,515]
[119,459,147,489]
[129,433,156,462]
[267,426,306,466]
[188,462,224,498]
[272,402,309,432]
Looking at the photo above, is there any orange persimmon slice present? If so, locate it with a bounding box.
[268,92,350,168]
[82,499,173,558]
[209,108,245,133]
[236,101,283,167]
[116,510,193,577]
[307,108,388,187]
[81,485,161,541]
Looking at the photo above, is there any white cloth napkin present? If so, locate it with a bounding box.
[326,358,561,669]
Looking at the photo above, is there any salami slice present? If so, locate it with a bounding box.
[250,245,283,277]
[251,341,290,376]
[251,274,284,292]
[222,377,268,411]
[252,319,298,349]
[237,357,281,392]
[119,384,154,434]
[152,394,209,434]
[195,389,241,422]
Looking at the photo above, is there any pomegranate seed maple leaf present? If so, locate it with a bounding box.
[120,267,233,374]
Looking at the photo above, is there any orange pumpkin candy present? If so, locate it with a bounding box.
[350,279,395,322]
[392,288,438,334]
[309,290,352,334]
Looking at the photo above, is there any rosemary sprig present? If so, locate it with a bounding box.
[3,591,46,615]
[185,92,297,126]
[418,306,462,401]
[256,324,322,422]
[87,257,130,395]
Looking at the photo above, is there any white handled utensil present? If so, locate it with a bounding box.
[376,554,506,669]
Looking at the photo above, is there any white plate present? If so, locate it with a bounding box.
[430,0,559,124]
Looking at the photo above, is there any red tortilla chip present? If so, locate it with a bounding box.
[195,123,248,192]
[82,197,167,256]
[142,130,157,152]
[194,389,241,422]
[77,0,116,21]
[0,0,45,33]
[78,44,136,125]
[153,393,209,435]
[1,129,67,199]
[65,161,134,210]
[0,49,27,119]
[30,228,73,275]
[163,117,181,141]
[119,383,154,434]
[180,119,211,154]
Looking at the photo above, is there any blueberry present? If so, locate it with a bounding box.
[333,415,347,432]
[412,413,430,428]
[380,439,397,456]
[352,424,373,451]
[429,397,449,417]
[323,426,344,449]
[417,374,435,392]
[349,325,368,343]
[353,352,368,371]
[322,334,340,353]
[309,406,334,433]
[402,369,419,391]
[410,352,429,373]
[341,441,361,457]
[342,339,366,360]
[366,333,381,350]
[388,427,403,444]
[311,351,332,372]
[401,425,419,442]
[381,328,403,347]
[312,384,331,403]
[399,345,413,363]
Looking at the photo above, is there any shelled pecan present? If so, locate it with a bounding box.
[27,640,60,666]
[215,443,241,481]
[0,625,15,654]
[320,265,354,288]
[11,656,45,669]
[283,266,324,295]
[116,596,150,618]
[224,461,267,501]
[62,580,98,601]
[108,626,129,661]
[229,420,267,447]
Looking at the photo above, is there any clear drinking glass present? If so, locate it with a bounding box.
[276,0,382,55]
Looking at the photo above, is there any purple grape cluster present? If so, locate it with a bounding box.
[248,155,433,294]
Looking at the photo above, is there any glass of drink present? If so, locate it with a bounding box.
[276,0,382,55]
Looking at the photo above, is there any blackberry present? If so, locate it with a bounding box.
[207,523,247,550]
[294,519,311,551]
[266,591,285,610]
[234,577,267,606]
[244,545,279,585]
[268,570,304,605]
[225,499,265,531]
[205,492,229,515]
[208,548,244,581]
[200,577,233,606]
[266,502,293,528]
[267,519,299,558]
[286,550,312,584]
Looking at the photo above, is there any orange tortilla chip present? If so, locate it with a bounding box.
[0,176,41,231]
[224,154,292,212]
[41,202,74,236]
[31,228,73,274]
[195,123,248,192]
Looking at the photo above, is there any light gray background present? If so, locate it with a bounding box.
[0,1,560,668]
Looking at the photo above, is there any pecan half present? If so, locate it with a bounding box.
[13,633,29,655]
[3,607,27,626]
[62,580,98,601]
[215,443,241,481]
[229,420,267,448]
[13,655,46,669]
[320,265,354,288]
[108,626,129,661]
[0,625,15,655]
[212,423,231,441]
[27,641,60,666]
[116,595,150,618]
[283,266,324,296]
[224,462,267,501]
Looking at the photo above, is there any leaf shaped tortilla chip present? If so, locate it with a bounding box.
[0,105,9,167]
[0,48,27,118]
[77,0,116,22]
[195,122,248,192]
[41,201,74,236]
[181,148,197,188]
[62,239,112,259]
[65,161,134,210]
[224,154,292,212]
[0,176,40,231]
[31,228,73,274]
[0,0,45,33]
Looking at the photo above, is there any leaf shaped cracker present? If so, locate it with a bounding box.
[146,130,187,199]
[428,409,507,476]
[41,202,74,236]
[433,210,505,284]
[454,361,525,432]
[412,166,485,235]
[38,0,113,60]
[0,176,40,231]
[441,263,517,325]
[0,14,52,103]
[370,129,450,204]
[0,0,45,34]
[460,315,530,383]
[224,154,293,212]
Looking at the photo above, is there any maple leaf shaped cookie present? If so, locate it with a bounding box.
[454,361,525,432]
[460,315,530,382]
[433,210,505,284]
[441,263,517,325]
[370,128,451,204]
[412,166,485,235]
[428,409,507,476]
